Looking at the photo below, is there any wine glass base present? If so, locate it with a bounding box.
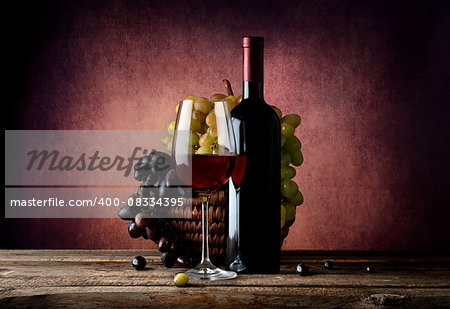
[186,262,237,281]
[229,256,247,273]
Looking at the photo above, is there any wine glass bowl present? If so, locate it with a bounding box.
[228,118,247,273]
[172,99,238,280]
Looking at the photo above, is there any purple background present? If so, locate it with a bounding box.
[3,0,450,250]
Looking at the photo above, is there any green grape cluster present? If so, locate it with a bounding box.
[161,93,241,155]
[161,81,303,232]
[272,106,304,229]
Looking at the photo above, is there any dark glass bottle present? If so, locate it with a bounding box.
[226,36,281,274]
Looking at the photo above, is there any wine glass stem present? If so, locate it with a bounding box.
[200,194,211,264]
[235,189,241,257]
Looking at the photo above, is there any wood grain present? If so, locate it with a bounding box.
[0,250,449,308]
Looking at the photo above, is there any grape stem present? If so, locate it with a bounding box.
[223,79,234,96]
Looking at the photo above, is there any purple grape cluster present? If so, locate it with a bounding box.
[118,151,195,268]
[123,216,198,268]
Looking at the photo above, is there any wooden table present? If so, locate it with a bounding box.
[0,250,449,308]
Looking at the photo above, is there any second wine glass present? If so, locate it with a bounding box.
[172,99,238,280]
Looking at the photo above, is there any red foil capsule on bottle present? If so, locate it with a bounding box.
[243,36,264,82]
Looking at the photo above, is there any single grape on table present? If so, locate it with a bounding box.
[296,263,309,276]
[174,273,189,286]
[324,261,334,270]
[131,256,147,270]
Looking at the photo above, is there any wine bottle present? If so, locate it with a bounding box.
[226,36,281,273]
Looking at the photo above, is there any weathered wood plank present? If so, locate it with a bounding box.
[1,249,449,263]
[1,263,450,289]
[1,288,450,309]
[0,250,449,308]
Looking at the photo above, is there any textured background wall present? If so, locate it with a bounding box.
[3,0,450,250]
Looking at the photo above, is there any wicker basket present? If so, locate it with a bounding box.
[163,188,292,265]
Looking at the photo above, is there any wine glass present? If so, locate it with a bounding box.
[228,117,247,272]
[172,99,238,280]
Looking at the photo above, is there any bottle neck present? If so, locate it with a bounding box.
[243,81,264,100]
[243,44,264,100]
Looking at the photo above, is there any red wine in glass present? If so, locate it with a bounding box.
[176,155,238,192]
[191,155,237,192]
[230,155,246,189]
